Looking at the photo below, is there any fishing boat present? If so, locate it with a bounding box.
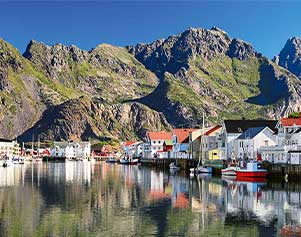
[196,165,213,173]
[169,162,180,171]
[221,166,240,176]
[236,161,268,178]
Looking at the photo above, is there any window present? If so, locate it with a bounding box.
[239,141,243,147]
[158,141,161,144]
[264,140,269,146]
[153,141,156,144]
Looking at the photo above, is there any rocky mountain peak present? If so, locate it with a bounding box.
[226,38,255,60]
[128,27,232,75]
[275,36,301,78]
[0,39,24,92]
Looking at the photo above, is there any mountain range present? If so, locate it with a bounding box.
[1,26,301,143]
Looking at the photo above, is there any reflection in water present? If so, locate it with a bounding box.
[0,163,300,236]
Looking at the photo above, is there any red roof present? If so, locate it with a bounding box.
[205,125,222,135]
[124,141,136,146]
[281,117,301,126]
[173,128,198,144]
[148,131,172,141]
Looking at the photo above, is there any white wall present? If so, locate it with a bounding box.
[290,153,301,165]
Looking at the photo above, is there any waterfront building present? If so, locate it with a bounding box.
[219,120,277,160]
[145,131,173,158]
[121,141,143,158]
[172,128,199,159]
[50,141,91,159]
[0,139,20,158]
[201,125,222,160]
[233,126,277,160]
[277,113,301,146]
[260,114,301,164]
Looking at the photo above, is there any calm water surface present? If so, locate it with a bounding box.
[0,162,300,236]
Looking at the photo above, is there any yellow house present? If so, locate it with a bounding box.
[208,149,220,160]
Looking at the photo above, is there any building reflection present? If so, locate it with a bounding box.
[0,165,26,187]
[1,163,301,236]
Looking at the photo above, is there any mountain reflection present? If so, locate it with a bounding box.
[0,163,301,236]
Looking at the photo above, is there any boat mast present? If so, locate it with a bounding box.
[198,112,205,166]
[31,134,34,156]
[38,135,40,158]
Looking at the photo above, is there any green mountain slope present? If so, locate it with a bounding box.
[1,26,301,142]
[128,27,301,126]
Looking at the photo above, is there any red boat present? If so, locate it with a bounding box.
[236,162,268,178]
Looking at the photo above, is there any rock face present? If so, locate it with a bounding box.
[24,41,159,102]
[275,37,301,78]
[19,97,171,142]
[128,27,301,126]
[226,38,255,60]
[127,27,232,75]
[2,27,301,142]
[0,60,9,91]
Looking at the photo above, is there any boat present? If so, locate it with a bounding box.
[128,158,139,165]
[106,157,117,163]
[169,162,180,171]
[12,156,25,165]
[196,165,212,173]
[235,161,268,178]
[119,158,129,164]
[221,166,240,176]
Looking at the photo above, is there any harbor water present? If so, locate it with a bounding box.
[0,162,300,236]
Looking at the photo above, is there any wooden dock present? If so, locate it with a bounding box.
[140,158,196,170]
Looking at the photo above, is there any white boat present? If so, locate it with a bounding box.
[169,162,180,171]
[222,166,240,176]
[119,158,129,164]
[196,166,212,173]
[129,158,139,165]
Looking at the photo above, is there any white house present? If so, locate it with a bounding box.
[145,131,172,159]
[121,141,143,158]
[234,126,277,160]
[51,141,91,159]
[260,114,301,164]
[220,120,277,160]
[0,139,20,158]
[260,146,289,164]
[172,128,199,159]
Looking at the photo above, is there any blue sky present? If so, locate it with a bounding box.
[0,1,300,58]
